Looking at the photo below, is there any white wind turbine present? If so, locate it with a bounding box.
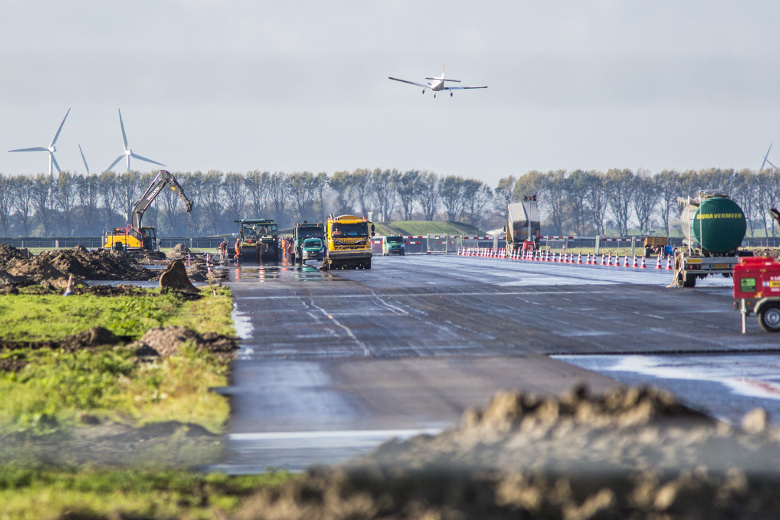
[105,109,165,173]
[761,144,777,172]
[78,143,90,175]
[8,108,71,175]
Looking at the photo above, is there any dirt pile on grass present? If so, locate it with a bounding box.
[235,385,780,520]
[0,326,119,357]
[128,325,238,359]
[748,247,780,259]
[0,244,157,287]
[167,243,192,258]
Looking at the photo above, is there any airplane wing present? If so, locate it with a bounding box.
[443,85,488,90]
[388,77,431,89]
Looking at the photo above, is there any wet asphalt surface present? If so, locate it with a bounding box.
[213,254,780,473]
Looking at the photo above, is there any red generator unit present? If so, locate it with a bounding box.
[733,256,780,333]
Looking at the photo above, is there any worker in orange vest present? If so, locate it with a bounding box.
[234,238,241,265]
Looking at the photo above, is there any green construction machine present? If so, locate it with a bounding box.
[235,219,280,262]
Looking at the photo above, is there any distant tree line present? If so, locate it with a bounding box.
[0,167,777,238]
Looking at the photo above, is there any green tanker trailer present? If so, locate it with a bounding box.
[673,191,749,287]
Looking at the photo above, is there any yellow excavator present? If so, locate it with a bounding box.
[103,170,193,251]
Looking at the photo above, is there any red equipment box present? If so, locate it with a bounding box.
[733,257,780,300]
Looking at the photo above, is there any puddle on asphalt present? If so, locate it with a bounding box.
[557,353,780,426]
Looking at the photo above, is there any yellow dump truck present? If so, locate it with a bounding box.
[322,214,374,270]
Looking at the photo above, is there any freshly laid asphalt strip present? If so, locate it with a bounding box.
[214,254,764,472]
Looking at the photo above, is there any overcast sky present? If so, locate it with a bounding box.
[1,1,779,186]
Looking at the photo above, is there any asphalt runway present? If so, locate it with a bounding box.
[214,254,780,473]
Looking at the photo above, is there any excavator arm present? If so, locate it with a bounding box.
[130,170,193,231]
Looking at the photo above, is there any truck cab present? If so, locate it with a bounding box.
[291,222,325,264]
[323,214,374,270]
[383,235,405,256]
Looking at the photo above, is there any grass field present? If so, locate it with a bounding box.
[374,220,483,236]
[0,287,235,435]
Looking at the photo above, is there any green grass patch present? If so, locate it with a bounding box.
[375,220,484,237]
[0,287,235,435]
[0,464,298,520]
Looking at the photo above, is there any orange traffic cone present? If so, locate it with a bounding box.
[640,256,647,268]
[666,256,673,270]
[577,252,582,264]
[624,254,629,267]
[600,253,605,266]
[632,254,638,268]
[655,253,663,269]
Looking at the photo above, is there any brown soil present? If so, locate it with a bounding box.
[748,247,780,259]
[0,244,157,288]
[0,326,120,354]
[235,385,780,520]
[128,325,239,360]
[167,242,192,258]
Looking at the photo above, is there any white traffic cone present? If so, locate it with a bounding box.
[577,252,582,264]
[600,253,606,266]
[632,254,638,268]
[641,256,647,269]
[624,254,629,267]
[655,253,663,269]
[666,255,673,270]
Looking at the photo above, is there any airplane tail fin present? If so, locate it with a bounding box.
[425,65,462,82]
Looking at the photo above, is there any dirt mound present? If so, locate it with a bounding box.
[128,325,238,359]
[0,326,119,354]
[159,259,200,293]
[748,247,780,259]
[0,245,157,286]
[235,385,780,520]
[167,243,192,258]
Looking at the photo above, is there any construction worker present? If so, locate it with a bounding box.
[219,239,228,262]
[234,238,241,265]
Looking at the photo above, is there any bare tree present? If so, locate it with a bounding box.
[288,171,316,221]
[416,171,439,221]
[313,172,330,222]
[584,171,608,235]
[98,171,120,231]
[656,170,680,237]
[349,169,373,215]
[632,169,659,233]
[372,168,399,221]
[541,170,567,235]
[201,170,225,235]
[31,173,57,236]
[117,171,141,225]
[223,171,246,224]
[396,170,420,221]
[439,175,467,222]
[329,170,354,215]
[462,179,493,228]
[604,168,636,235]
[0,176,15,236]
[565,170,590,236]
[75,173,101,236]
[244,170,269,218]
[267,171,290,226]
[54,171,78,236]
[12,175,34,236]
[493,175,517,213]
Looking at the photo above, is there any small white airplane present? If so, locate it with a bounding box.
[388,66,487,98]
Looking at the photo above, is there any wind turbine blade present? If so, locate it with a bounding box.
[768,159,778,171]
[118,108,129,150]
[130,152,165,167]
[9,147,48,152]
[762,143,773,172]
[51,153,62,174]
[106,155,125,172]
[49,108,71,148]
[78,143,90,175]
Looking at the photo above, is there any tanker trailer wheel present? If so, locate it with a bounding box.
[674,253,696,288]
[758,303,780,332]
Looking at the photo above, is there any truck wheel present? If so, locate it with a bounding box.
[679,272,696,288]
[366,260,371,269]
[759,304,780,332]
